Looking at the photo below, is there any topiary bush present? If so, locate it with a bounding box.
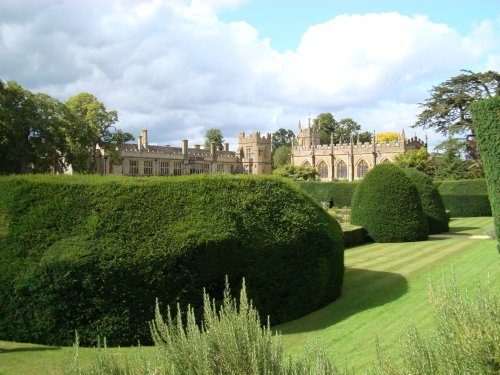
[470,96,500,252]
[0,174,344,346]
[294,180,359,207]
[403,168,449,234]
[350,164,428,242]
[438,179,492,217]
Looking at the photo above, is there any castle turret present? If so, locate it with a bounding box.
[238,131,272,175]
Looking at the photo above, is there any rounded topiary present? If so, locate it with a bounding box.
[0,174,344,346]
[403,168,449,234]
[350,164,428,242]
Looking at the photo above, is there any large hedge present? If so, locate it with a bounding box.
[403,168,449,234]
[470,96,500,251]
[438,179,492,217]
[0,174,344,346]
[350,164,428,242]
[294,180,359,207]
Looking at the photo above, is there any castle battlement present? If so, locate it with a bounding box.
[239,131,272,143]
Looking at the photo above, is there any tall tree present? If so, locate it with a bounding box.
[204,128,224,151]
[414,70,500,159]
[272,144,291,169]
[394,147,433,175]
[358,131,372,143]
[312,113,337,144]
[337,118,361,143]
[271,128,294,151]
[65,93,132,173]
[432,138,471,180]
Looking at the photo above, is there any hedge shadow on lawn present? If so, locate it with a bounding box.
[0,346,61,354]
[276,268,408,334]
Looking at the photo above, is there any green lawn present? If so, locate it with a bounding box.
[0,217,497,374]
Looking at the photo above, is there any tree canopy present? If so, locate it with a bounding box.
[395,147,432,174]
[66,93,132,173]
[0,80,132,174]
[312,113,365,144]
[415,70,499,137]
[272,144,291,169]
[204,128,224,151]
[271,128,295,151]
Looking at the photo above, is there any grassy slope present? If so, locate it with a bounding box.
[0,217,497,375]
[278,217,498,372]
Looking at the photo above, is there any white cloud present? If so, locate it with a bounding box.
[0,1,498,149]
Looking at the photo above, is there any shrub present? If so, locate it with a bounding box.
[403,168,449,234]
[350,164,428,242]
[294,180,359,207]
[471,96,500,252]
[438,179,492,217]
[273,165,318,180]
[0,174,344,346]
[67,280,344,375]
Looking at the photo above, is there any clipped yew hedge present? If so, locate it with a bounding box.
[351,164,428,242]
[294,180,359,207]
[438,179,492,217]
[471,96,500,251]
[403,168,449,234]
[0,175,344,346]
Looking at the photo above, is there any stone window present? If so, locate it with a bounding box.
[129,160,139,175]
[246,147,253,159]
[143,160,153,175]
[173,162,183,175]
[217,164,225,173]
[190,163,210,174]
[160,161,169,175]
[358,160,368,178]
[302,161,311,167]
[337,161,347,179]
[317,161,328,179]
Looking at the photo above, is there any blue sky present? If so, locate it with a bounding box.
[0,0,499,150]
[219,0,500,52]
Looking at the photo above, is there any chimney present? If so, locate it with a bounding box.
[138,136,143,151]
[182,140,188,155]
[141,129,148,148]
[224,143,229,152]
[210,142,217,155]
[194,144,201,150]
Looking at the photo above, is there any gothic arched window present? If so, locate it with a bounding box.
[337,160,347,179]
[317,161,328,179]
[357,160,368,178]
[302,161,311,167]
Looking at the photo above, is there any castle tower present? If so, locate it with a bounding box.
[238,131,272,175]
[296,120,320,148]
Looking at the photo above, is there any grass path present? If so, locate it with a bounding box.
[0,217,497,374]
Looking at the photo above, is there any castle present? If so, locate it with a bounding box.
[291,121,426,181]
[98,129,272,176]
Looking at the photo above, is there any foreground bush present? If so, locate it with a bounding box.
[351,164,428,242]
[438,179,492,217]
[294,181,359,208]
[403,168,449,234]
[0,174,344,346]
[373,272,499,375]
[471,96,500,251]
[67,280,344,375]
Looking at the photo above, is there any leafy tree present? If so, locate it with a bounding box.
[271,128,294,151]
[273,164,318,180]
[377,132,399,143]
[358,131,372,143]
[65,93,132,173]
[337,118,361,143]
[312,113,337,144]
[204,128,224,151]
[0,81,70,174]
[313,113,364,144]
[272,144,291,169]
[432,138,471,180]
[395,147,432,174]
[415,70,500,160]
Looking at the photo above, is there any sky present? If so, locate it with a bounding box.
[1,0,499,150]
